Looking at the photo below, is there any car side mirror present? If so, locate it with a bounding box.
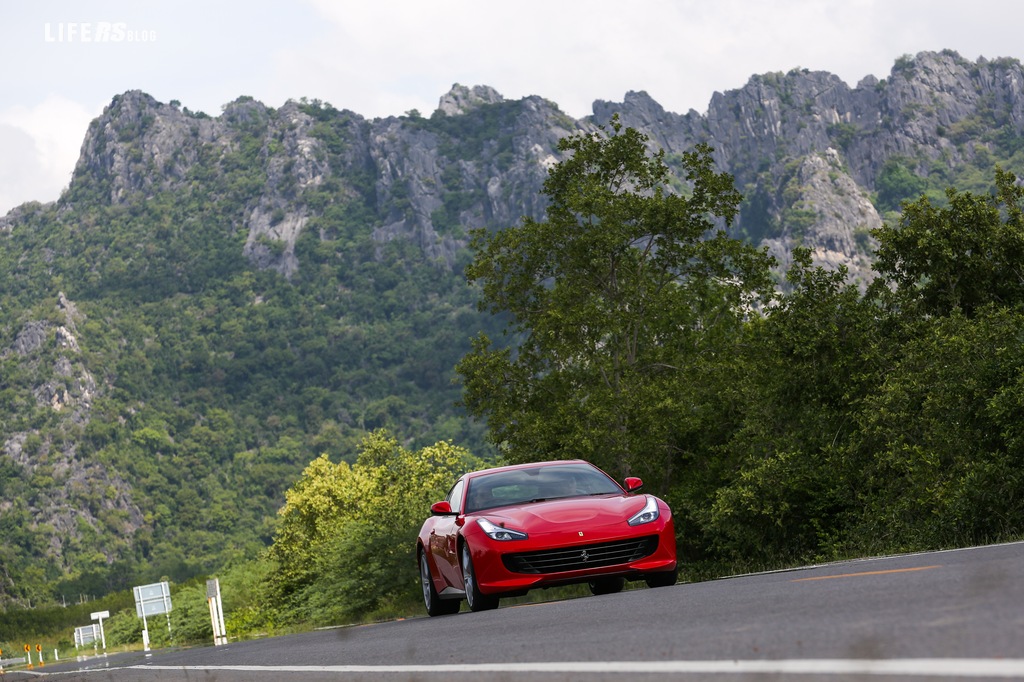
[430,501,454,515]
[624,477,643,492]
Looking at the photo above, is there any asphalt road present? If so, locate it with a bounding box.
[9,541,1024,681]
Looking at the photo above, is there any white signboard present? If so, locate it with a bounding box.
[91,609,110,649]
[75,624,100,647]
[133,581,172,617]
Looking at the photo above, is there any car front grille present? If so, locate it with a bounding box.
[502,536,658,574]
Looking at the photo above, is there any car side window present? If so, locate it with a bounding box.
[447,480,465,513]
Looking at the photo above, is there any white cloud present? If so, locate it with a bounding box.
[0,95,99,215]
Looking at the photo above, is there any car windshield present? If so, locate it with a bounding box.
[464,463,622,513]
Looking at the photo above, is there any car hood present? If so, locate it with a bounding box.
[474,495,648,530]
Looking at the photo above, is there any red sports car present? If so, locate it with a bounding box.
[416,459,678,615]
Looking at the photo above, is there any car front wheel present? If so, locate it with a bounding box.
[461,544,499,612]
[420,552,460,616]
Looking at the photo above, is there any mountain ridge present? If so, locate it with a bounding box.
[28,49,1017,287]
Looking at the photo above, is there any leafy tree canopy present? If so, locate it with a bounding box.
[261,431,482,624]
[873,167,1024,317]
[458,116,775,483]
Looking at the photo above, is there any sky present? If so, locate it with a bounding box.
[2,0,1022,217]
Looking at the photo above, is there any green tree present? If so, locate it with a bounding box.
[873,167,1024,317]
[457,116,775,484]
[874,157,928,213]
[696,248,880,562]
[804,168,1024,556]
[262,431,481,624]
[843,307,1024,551]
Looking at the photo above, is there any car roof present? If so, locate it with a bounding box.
[463,459,592,481]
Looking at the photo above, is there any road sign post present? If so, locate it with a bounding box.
[133,581,172,651]
[74,624,101,650]
[91,610,110,651]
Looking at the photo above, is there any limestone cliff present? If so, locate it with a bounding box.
[54,51,1024,289]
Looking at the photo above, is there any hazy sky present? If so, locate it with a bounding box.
[2,0,1022,216]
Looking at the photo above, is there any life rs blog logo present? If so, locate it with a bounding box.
[44,22,157,43]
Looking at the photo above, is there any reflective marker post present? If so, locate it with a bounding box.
[206,578,228,646]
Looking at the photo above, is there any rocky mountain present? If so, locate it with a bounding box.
[35,49,1024,284]
[51,49,1022,288]
[595,50,1024,283]
[2,49,1023,606]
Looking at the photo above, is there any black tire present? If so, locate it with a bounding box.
[420,551,460,616]
[645,568,679,588]
[588,576,626,595]
[461,543,499,612]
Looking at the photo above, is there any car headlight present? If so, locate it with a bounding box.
[627,496,660,526]
[477,518,528,541]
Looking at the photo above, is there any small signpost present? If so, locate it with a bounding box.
[91,610,110,651]
[74,624,101,650]
[133,581,172,651]
[206,578,228,646]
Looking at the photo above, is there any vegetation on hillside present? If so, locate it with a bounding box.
[3,100,1024,652]
[0,111,501,610]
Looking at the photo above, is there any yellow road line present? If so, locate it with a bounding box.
[792,565,941,582]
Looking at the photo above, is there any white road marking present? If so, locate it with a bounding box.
[132,659,1024,677]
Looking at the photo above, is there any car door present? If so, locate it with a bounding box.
[429,478,465,590]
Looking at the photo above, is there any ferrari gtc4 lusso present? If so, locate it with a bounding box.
[417,459,677,615]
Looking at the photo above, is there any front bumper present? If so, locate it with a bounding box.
[466,514,677,594]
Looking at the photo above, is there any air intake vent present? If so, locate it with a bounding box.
[502,536,658,574]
